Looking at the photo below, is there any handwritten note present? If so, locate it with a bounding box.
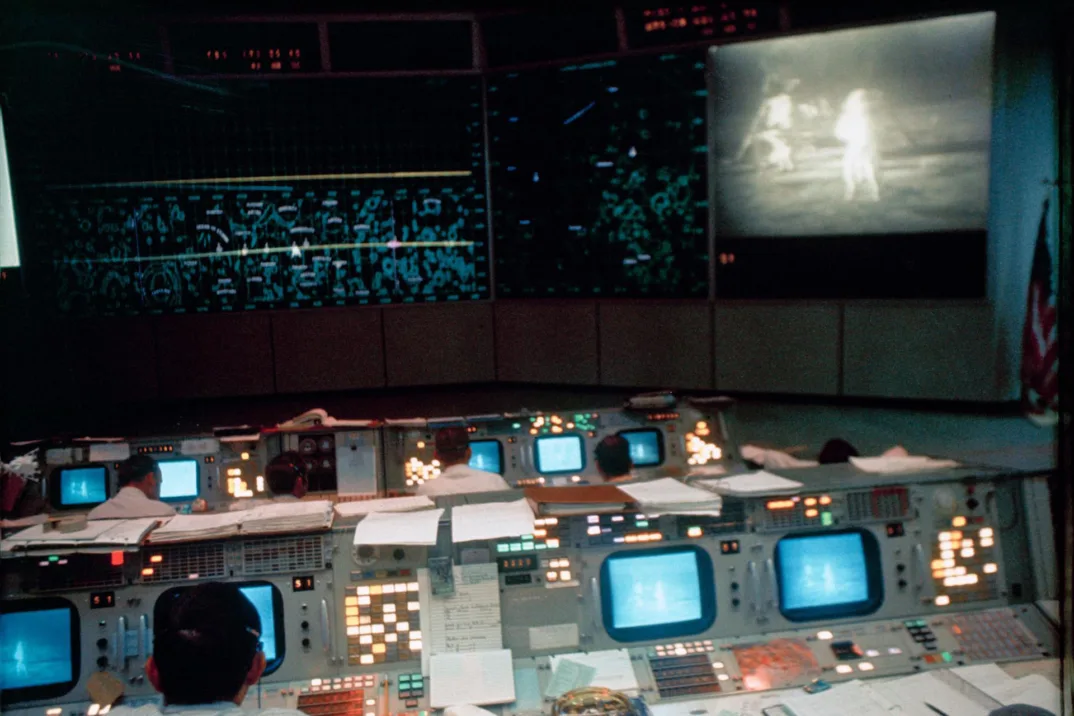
[420,563,503,675]
[548,650,638,693]
[783,680,900,716]
[545,658,597,698]
[429,649,516,708]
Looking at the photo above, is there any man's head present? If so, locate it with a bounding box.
[434,427,471,468]
[265,451,308,498]
[148,582,265,706]
[595,435,633,480]
[818,438,860,464]
[117,455,163,500]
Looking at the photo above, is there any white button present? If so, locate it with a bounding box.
[817,631,834,640]
[836,665,854,675]
[858,662,875,672]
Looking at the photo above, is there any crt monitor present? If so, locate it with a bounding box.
[534,434,585,475]
[600,545,716,642]
[0,597,81,704]
[52,465,109,508]
[468,439,503,474]
[158,459,200,502]
[775,528,884,621]
[618,428,665,467]
[154,581,285,674]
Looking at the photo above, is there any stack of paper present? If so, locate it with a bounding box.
[953,664,1062,713]
[335,495,435,517]
[698,470,804,496]
[850,455,959,473]
[2,517,161,553]
[451,499,535,542]
[239,500,334,534]
[617,477,722,516]
[147,512,246,544]
[429,649,516,708]
[354,509,445,546]
[547,650,639,694]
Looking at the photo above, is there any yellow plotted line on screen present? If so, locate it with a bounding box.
[52,170,474,190]
[59,240,477,265]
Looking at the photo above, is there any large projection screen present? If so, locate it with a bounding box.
[708,12,995,237]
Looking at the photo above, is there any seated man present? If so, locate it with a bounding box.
[416,427,510,496]
[594,435,634,483]
[109,582,303,716]
[264,451,308,501]
[88,455,176,520]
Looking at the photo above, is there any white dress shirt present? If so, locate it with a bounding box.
[109,703,305,716]
[415,464,510,497]
[87,486,177,520]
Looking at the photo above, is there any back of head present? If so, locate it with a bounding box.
[117,455,159,488]
[435,427,470,466]
[595,435,632,478]
[818,438,860,464]
[153,582,261,705]
[265,451,305,496]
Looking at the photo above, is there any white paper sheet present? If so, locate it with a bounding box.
[429,649,516,708]
[335,495,435,517]
[88,442,131,462]
[618,478,723,509]
[699,471,804,495]
[147,512,246,543]
[951,664,1017,696]
[2,517,160,551]
[353,509,444,546]
[529,623,580,651]
[870,672,990,716]
[419,563,503,674]
[783,680,900,716]
[451,499,535,543]
[548,650,639,693]
[982,675,1061,712]
[849,456,959,474]
[545,658,598,698]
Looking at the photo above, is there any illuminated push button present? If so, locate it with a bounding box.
[979,527,993,538]
[888,647,902,655]
[712,661,724,669]
[717,674,730,681]
[311,679,323,687]
[817,631,834,641]
[835,665,854,675]
[935,595,951,606]
[857,662,875,672]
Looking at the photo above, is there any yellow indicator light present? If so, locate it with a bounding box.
[952,516,967,527]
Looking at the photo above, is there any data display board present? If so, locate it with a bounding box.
[7,74,489,314]
[489,52,708,298]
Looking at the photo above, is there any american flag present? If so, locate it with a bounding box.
[1021,197,1058,424]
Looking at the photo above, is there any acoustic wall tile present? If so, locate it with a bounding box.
[273,308,385,393]
[156,312,274,398]
[495,301,598,384]
[714,303,840,395]
[383,303,495,386]
[599,302,712,389]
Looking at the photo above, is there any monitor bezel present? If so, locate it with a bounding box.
[774,527,885,622]
[599,544,716,643]
[533,433,587,475]
[617,428,666,467]
[468,438,504,475]
[49,464,110,510]
[0,596,81,704]
[156,458,201,503]
[153,580,286,675]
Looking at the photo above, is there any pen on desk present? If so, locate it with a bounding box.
[924,702,949,716]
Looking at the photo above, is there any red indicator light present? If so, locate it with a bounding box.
[110,551,124,566]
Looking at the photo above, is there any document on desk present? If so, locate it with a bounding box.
[544,658,598,698]
[849,456,959,474]
[983,675,1061,712]
[429,649,516,708]
[870,672,991,716]
[146,512,245,543]
[419,563,503,674]
[2,518,160,552]
[548,649,639,693]
[451,499,536,543]
[335,495,434,517]
[950,663,1017,697]
[699,471,804,496]
[782,679,899,716]
[353,508,444,546]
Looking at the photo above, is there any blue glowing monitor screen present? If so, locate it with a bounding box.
[59,467,108,506]
[622,430,663,467]
[607,551,703,629]
[468,440,502,474]
[778,533,870,611]
[534,435,585,474]
[239,585,278,663]
[158,460,199,501]
[0,609,73,690]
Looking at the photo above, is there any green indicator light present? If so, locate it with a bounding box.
[512,423,521,429]
[496,544,509,553]
[535,544,547,550]
[522,543,535,551]
[509,543,522,552]
[636,520,650,528]
[49,555,59,562]
[821,512,834,526]
[942,652,952,662]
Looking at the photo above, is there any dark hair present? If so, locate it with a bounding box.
[818,438,860,464]
[434,427,470,465]
[117,455,160,488]
[265,451,305,496]
[595,435,632,478]
[153,582,262,705]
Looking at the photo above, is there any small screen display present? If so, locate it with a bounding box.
[59,467,108,506]
[158,460,199,501]
[534,435,585,474]
[468,440,503,474]
[608,552,702,629]
[620,429,664,467]
[775,530,883,620]
[0,608,73,690]
[238,585,278,664]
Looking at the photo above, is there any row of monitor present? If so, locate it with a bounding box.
[1,529,882,703]
[49,428,669,508]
